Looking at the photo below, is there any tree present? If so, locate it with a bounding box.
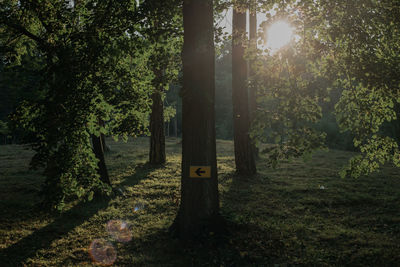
[1,0,151,210]
[293,0,400,178]
[248,2,328,168]
[149,83,166,164]
[328,0,400,178]
[136,0,182,165]
[0,47,43,144]
[173,0,220,238]
[232,4,256,175]
[248,0,258,157]
[147,43,181,165]
[91,120,111,185]
[248,0,400,177]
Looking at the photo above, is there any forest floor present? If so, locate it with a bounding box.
[0,137,399,266]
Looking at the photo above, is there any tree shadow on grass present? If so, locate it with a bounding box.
[0,163,161,266]
[220,170,267,224]
[120,219,285,266]
[120,162,162,188]
[0,199,110,266]
[217,170,289,265]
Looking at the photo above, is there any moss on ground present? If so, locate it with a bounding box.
[0,137,399,266]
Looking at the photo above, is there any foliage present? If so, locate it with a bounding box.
[336,84,400,177]
[296,0,400,177]
[0,50,44,122]
[1,0,153,209]
[315,113,355,151]
[247,0,400,177]
[138,0,183,99]
[1,0,399,213]
[250,9,328,167]
[0,44,45,146]
[0,120,9,136]
[165,83,182,135]
[164,105,177,123]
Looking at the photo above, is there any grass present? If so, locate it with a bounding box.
[0,137,399,266]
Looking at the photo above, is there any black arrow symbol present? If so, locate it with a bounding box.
[195,168,206,176]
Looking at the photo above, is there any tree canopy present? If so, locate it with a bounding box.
[1,0,154,209]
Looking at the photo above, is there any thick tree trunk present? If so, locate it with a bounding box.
[173,0,220,239]
[232,7,256,175]
[249,2,259,158]
[91,132,111,185]
[149,85,166,164]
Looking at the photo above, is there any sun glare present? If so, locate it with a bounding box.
[266,21,293,52]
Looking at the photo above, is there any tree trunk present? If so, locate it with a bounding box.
[249,1,259,158]
[149,83,166,164]
[173,0,220,239]
[99,119,110,153]
[174,116,178,137]
[232,7,256,175]
[91,131,111,185]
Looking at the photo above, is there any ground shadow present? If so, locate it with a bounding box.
[217,164,288,265]
[0,199,110,265]
[0,163,160,265]
[121,219,285,266]
[120,162,162,188]
[220,169,263,221]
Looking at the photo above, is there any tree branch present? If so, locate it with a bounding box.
[5,22,46,47]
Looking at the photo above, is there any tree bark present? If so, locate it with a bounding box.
[174,116,178,137]
[99,119,110,153]
[173,0,220,239]
[91,131,111,185]
[232,7,256,175]
[149,82,166,164]
[249,1,259,158]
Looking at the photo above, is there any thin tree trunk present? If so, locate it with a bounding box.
[149,77,166,164]
[232,6,256,175]
[91,130,111,185]
[172,0,220,239]
[174,116,178,137]
[249,1,259,158]
[99,119,110,153]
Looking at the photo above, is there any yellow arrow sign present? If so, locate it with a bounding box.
[189,166,211,178]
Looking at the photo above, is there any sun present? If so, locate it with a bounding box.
[266,20,293,52]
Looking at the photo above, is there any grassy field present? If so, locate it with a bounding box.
[0,137,399,266]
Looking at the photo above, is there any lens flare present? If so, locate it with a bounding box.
[106,220,132,243]
[88,239,117,266]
